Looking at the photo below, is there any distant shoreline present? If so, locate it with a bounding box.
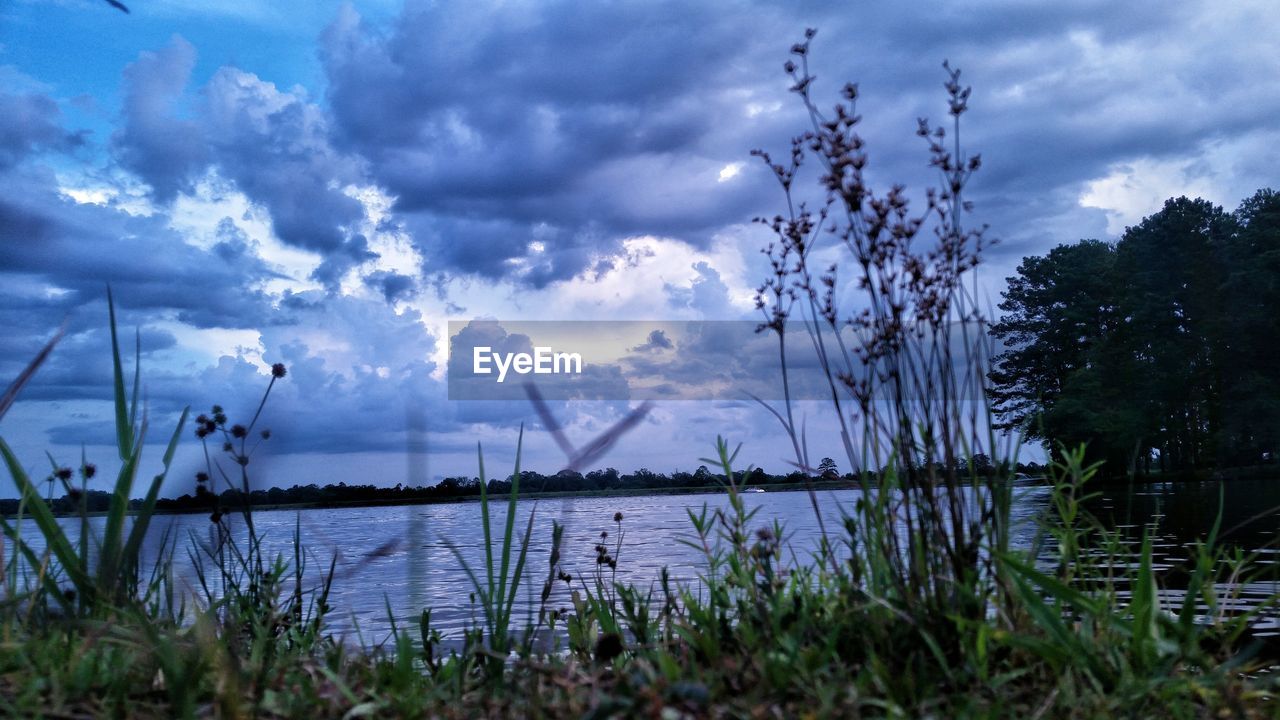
[7,481,860,519]
[8,465,1278,519]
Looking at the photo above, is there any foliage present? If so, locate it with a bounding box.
[0,290,188,614]
[0,467,869,516]
[990,192,1280,474]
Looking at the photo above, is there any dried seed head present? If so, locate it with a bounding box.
[594,632,624,662]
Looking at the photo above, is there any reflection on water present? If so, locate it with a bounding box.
[28,478,1280,645]
[1083,478,1280,639]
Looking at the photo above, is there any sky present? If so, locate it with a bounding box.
[1,0,1278,498]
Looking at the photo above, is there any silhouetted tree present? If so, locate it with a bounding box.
[990,191,1280,475]
[817,457,838,478]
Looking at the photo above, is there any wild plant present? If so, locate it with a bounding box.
[0,290,188,617]
[446,426,537,677]
[750,29,1013,651]
[996,447,1268,709]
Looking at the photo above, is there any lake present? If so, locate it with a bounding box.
[1085,478,1280,639]
[19,479,1280,646]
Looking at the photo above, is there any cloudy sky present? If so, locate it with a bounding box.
[1,0,1277,497]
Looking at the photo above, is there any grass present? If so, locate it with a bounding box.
[0,310,1278,718]
[4,36,1280,718]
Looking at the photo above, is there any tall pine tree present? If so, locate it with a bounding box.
[990,191,1278,475]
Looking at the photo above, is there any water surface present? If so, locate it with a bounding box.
[21,479,1280,645]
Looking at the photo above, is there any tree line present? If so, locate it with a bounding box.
[0,464,839,515]
[989,189,1280,476]
[0,454,1050,515]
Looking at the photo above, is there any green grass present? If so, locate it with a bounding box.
[2,424,1277,718]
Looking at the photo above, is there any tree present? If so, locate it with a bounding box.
[989,240,1119,441]
[989,193,1279,475]
[1218,189,1280,464]
[1114,197,1235,470]
[817,457,838,478]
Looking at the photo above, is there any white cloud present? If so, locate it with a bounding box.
[337,184,424,299]
[1079,157,1219,235]
[168,172,324,295]
[1079,129,1280,235]
[718,162,744,182]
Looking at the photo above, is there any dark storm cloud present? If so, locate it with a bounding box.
[0,171,279,330]
[12,324,178,406]
[200,66,370,281]
[631,330,674,354]
[363,269,417,303]
[0,157,285,409]
[0,91,85,169]
[110,39,373,287]
[320,0,798,283]
[111,37,208,201]
[317,0,1280,287]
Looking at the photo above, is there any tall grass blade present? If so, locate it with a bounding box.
[0,513,73,613]
[121,407,189,582]
[128,328,141,440]
[0,438,93,601]
[107,288,133,461]
[495,425,524,633]
[98,434,143,597]
[0,322,65,423]
[477,441,494,626]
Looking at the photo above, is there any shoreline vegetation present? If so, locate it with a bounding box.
[4,34,1280,718]
[9,461,1280,520]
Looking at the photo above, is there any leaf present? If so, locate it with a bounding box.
[0,437,93,602]
[0,322,65,423]
[121,407,189,582]
[108,288,133,461]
